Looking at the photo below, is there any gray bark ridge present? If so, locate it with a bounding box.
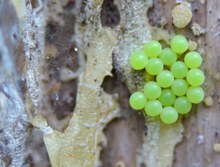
[0,1,29,167]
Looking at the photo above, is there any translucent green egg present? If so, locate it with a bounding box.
[130,50,148,70]
[146,58,164,75]
[145,100,162,117]
[144,40,162,58]
[160,106,178,124]
[171,61,188,79]
[187,86,204,104]
[186,69,205,86]
[184,51,202,68]
[144,81,161,100]
[171,35,188,54]
[171,79,188,96]
[156,70,174,88]
[174,96,192,114]
[159,48,177,66]
[129,91,147,110]
[159,89,176,106]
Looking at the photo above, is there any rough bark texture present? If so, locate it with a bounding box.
[0,1,29,167]
[174,1,220,167]
[1,0,220,167]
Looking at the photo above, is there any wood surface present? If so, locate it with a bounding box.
[1,0,220,167]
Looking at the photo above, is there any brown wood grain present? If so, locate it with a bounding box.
[174,1,220,167]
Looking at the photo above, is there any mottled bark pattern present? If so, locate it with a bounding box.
[0,1,29,167]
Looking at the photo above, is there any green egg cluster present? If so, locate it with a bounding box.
[129,35,205,125]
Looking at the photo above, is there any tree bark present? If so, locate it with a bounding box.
[1,0,220,167]
[0,1,29,166]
